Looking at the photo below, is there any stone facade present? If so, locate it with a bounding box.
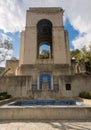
[16,7,72,93]
[19,7,71,76]
[1,7,90,99]
[6,60,19,75]
[0,75,91,99]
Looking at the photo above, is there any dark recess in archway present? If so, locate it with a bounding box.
[37,19,53,59]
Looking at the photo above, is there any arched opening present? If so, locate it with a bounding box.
[39,43,51,59]
[37,19,52,59]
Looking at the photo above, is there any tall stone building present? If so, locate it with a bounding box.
[17,7,71,90]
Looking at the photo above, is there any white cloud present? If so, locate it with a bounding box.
[0,32,12,42]
[0,0,91,50]
[23,0,62,7]
[61,0,91,50]
[72,32,91,49]
[0,0,26,32]
[0,61,6,67]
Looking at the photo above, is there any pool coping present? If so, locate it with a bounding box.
[0,106,91,120]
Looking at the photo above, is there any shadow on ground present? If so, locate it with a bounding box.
[0,120,91,130]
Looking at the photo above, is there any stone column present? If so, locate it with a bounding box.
[37,74,40,90]
[51,74,53,90]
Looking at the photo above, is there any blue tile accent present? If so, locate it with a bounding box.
[32,84,37,90]
[40,74,51,90]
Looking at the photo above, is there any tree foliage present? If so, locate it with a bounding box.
[0,40,13,64]
[70,45,91,73]
[40,49,49,59]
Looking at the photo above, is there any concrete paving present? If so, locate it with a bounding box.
[0,120,91,130]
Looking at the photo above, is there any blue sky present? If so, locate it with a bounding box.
[0,0,91,66]
[64,19,79,50]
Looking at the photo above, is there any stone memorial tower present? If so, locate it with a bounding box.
[18,8,71,90]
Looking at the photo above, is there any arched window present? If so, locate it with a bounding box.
[37,19,52,59]
[39,43,51,59]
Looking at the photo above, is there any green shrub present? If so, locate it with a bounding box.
[79,91,91,99]
[0,92,11,100]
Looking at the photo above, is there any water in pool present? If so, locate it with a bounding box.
[7,100,78,106]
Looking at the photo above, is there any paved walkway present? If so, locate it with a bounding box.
[0,120,91,130]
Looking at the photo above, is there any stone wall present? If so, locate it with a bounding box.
[0,107,91,120]
[0,75,91,99]
[60,75,91,97]
[6,60,19,75]
[0,76,32,97]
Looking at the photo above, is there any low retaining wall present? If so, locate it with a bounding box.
[0,106,91,120]
[0,75,91,98]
